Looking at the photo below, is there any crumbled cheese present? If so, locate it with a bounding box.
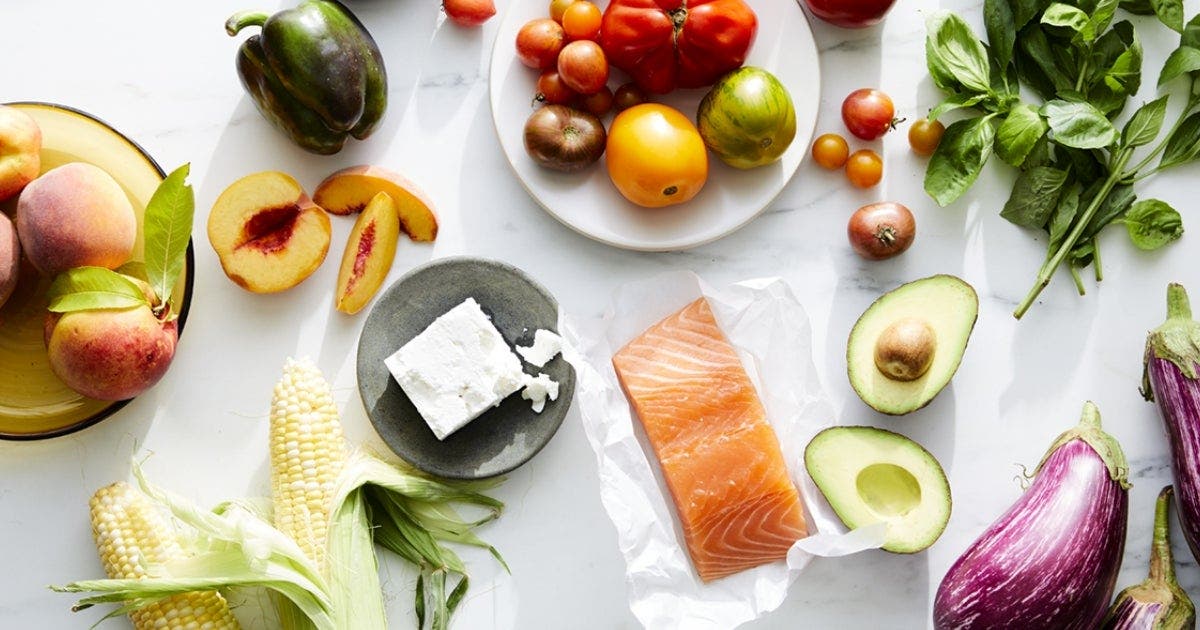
[384,298,525,440]
[521,372,559,413]
[515,329,563,368]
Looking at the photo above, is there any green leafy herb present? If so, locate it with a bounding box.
[1042,4,1090,31]
[1049,183,1082,246]
[1125,199,1184,249]
[926,14,993,93]
[986,0,1017,69]
[1150,0,1185,32]
[142,164,193,318]
[1160,111,1200,169]
[1001,167,1069,227]
[1158,46,1200,86]
[1122,96,1170,147]
[47,267,149,314]
[1042,100,1119,148]
[925,116,997,206]
[995,103,1049,166]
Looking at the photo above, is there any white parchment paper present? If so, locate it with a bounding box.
[560,271,885,630]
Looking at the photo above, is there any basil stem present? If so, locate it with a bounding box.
[1015,147,1134,318]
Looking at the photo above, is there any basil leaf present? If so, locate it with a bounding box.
[1023,133,1054,168]
[142,163,193,312]
[1077,0,1119,43]
[47,267,149,314]
[1119,0,1155,14]
[929,93,987,121]
[1124,199,1184,249]
[1082,183,1136,240]
[1160,111,1200,170]
[1012,0,1044,28]
[985,0,1017,69]
[1158,46,1200,86]
[1070,240,1096,267]
[1059,146,1107,181]
[926,13,993,94]
[1049,183,1082,247]
[995,103,1048,166]
[1121,95,1169,148]
[1001,166,1068,227]
[1184,14,1200,48]
[1017,25,1074,95]
[1042,3,1089,30]
[1042,99,1118,148]
[925,116,997,206]
[1149,0,1184,33]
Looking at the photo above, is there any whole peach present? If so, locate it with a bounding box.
[0,105,42,202]
[45,305,178,401]
[17,162,136,276]
[0,214,18,308]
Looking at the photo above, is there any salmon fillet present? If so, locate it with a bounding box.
[612,297,808,582]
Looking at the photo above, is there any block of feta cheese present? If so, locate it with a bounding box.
[385,298,525,440]
[515,329,563,368]
[521,373,559,413]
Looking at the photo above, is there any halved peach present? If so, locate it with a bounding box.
[335,191,400,314]
[313,166,439,242]
[207,171,331,293]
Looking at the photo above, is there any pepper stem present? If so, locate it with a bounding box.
[1167,283,1193,321]
[1149,486,1177,584]
[225,11,270,36]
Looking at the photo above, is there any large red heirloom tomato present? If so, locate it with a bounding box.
[599,0,757,94]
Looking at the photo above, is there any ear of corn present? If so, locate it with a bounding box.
[88,482,241,630]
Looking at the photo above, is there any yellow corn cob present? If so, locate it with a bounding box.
[269,357,348,575]
[89,482,241,630]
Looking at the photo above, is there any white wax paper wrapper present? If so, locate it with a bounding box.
[559,271,885,630]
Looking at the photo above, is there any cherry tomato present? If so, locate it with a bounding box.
[811,133,849,170]
[845,150,883,188]
[842,89,898,140]
[535,70,578,106]
[557,40,609,95]
[607,104,708,207]
[562,1,602,40]
[516,19,565,69]
[848,202,915,260]
[581,85,614,116]
[549,0,575,22]
[908,118,946,156]
[613,82,646,111]
[444,0,496,26]
[804,0,897,28]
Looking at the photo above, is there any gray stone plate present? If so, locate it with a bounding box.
[357,256,574,479]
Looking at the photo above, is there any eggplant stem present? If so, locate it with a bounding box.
[1078,401,1101,430]
[225,10,270,36]
[1149,486,1177,584]
[1167,283,1193,321]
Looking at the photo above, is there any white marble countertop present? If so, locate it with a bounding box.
[4,0,1200,628]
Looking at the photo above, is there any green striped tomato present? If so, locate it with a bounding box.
[697,67,796,169]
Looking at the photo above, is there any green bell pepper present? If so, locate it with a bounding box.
[226,1,387,154]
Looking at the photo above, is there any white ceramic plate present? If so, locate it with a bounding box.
[489,1,821,251]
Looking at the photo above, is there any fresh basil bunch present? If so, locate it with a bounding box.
[923,6,1200,318]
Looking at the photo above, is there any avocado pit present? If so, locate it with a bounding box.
[874,317,937,381]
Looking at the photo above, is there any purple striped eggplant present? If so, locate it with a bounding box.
[934,401,1129,630]
[1101,486,1195,630]
[1143,283,1200,563]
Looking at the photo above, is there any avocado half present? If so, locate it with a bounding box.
[805,426,951,553]
[847,275,978,415]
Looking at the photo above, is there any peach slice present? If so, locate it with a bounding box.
[207,171,332,293]
[335,191,400,314]
[313,166,439,242]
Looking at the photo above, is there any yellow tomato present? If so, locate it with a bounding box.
[606,104,708,208]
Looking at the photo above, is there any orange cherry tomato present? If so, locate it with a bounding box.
[562,1,602,40]
[606,103,708,208]
[516,19,564,69]
[549,0,575,22]
[812,133,849,170]
[908,118,946,156]
[557,40,608,94]
[535,70,578,106]
[845,149,883,188]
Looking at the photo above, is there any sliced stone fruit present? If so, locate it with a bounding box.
[335,191,400,314]
[207,171,331,293]
[847,275,978,415]
[805,425,951,553]
[312,165,438,241]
